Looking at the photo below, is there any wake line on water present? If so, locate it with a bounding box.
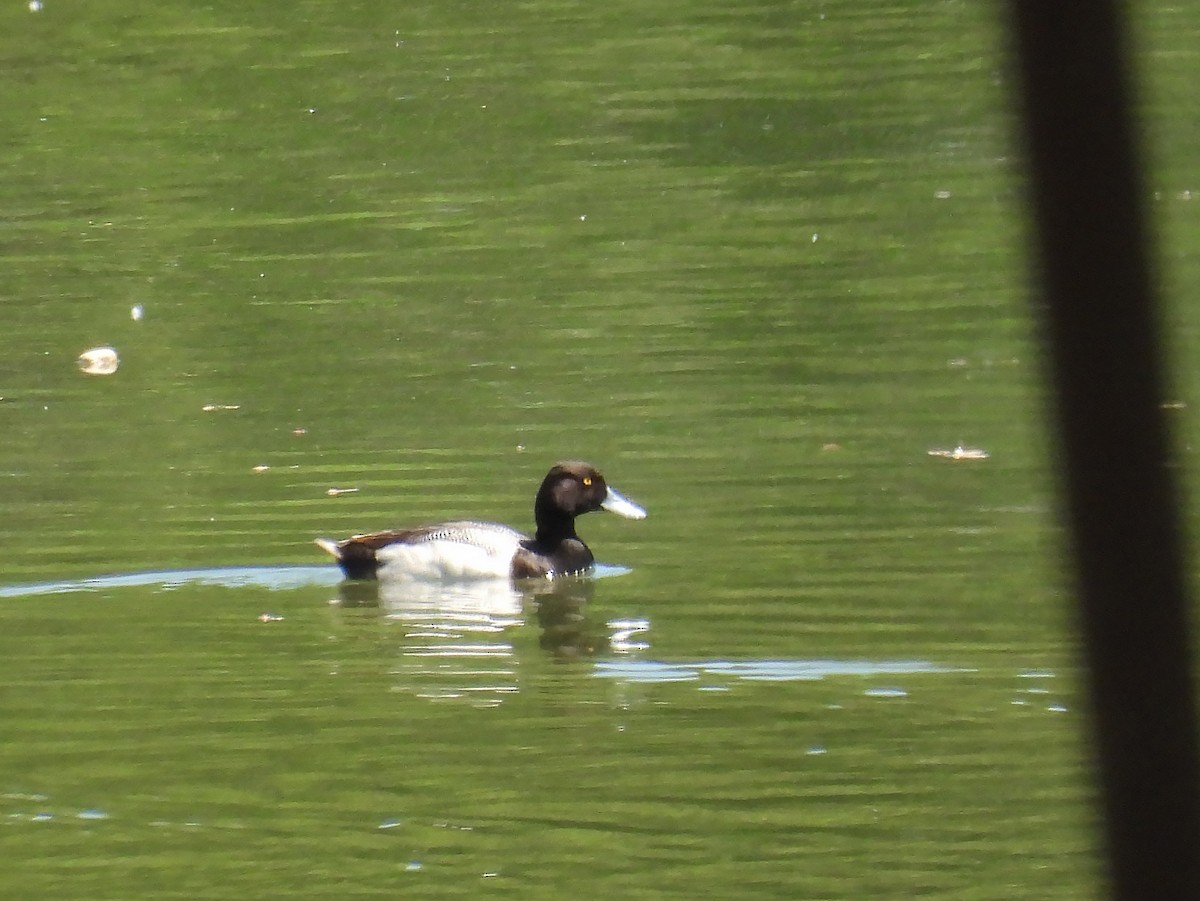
[0,566,344,598]
[0,562,634,598]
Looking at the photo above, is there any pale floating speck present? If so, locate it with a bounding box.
[378,818,403,830]
[1047,704,1068,713]
[935,190,952,199]
[292,427,307,436]
[252,464,270,473]
[258,613,284,623]
[29,0,42,11]
[405,861,423,872]
[327,487,360,497]
[806,745,828,755]
[77,346,120,375]
[77,809,108,820]
[927,445,990,461]
[1161,400,1187,410]
[864,687,908,698]
[130,304,144,321]
[201,404,240,412]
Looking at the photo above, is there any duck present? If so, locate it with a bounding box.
[315,461,646,581]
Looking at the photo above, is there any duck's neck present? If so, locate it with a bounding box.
[534,509,577,547]
[533,508,594,574]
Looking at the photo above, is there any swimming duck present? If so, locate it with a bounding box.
[315,461,645,581]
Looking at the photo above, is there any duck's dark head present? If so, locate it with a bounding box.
[533,461,646,541]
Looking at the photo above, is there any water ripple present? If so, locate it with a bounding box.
[593,658,966,684]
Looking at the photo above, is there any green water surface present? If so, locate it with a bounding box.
[4,1,1200,898]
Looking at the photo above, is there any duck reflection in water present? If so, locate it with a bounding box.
[332,575,613,660]
[329,575,646,704]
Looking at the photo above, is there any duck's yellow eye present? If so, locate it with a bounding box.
[582,477,592,486]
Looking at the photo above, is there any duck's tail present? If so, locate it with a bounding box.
[314,536,380,580]
[314,537,343,560]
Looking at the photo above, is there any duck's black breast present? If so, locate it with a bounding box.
[511,537,595,579]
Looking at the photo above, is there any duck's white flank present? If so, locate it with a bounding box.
[382,522,525,580]
[318,522,528,581]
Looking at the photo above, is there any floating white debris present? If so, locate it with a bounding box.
[77,346,120,375]
[258,613,284,623]
[327,487,360,497]
[252,464,270,473]
[201,404,240,412]
[927,445,990,461]
[130,304,144,321]
[29,0,43,11]
[864,687,908,698]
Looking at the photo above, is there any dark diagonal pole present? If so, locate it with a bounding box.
[1007,3,1200,897]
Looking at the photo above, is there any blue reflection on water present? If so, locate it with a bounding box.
[0,565,342,597]
[593,659,965,683]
